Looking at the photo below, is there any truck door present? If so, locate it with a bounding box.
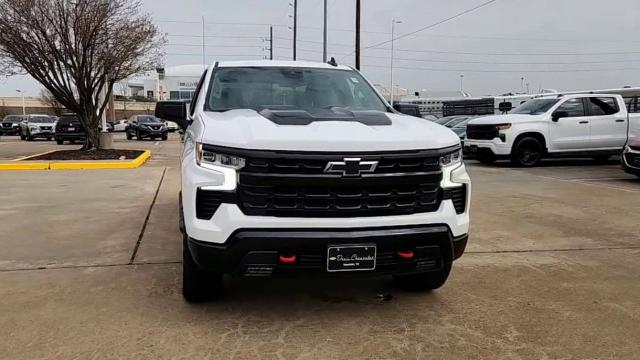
[549,98,590,151]
[586,96,627,149]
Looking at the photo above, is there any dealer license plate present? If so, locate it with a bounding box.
[327,244,376,272]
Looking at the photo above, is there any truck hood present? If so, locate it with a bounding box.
[198,110,460,152]
[468,114,545,125]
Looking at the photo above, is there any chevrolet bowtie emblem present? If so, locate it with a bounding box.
[324,158,378,177]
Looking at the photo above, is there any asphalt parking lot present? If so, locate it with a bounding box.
[1,134,639,359]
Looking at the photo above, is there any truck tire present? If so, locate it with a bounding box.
[26,131,33,141]
[182,235,223,302]
[136,130,142,141]
[126,130,132,140]
[56,138,63,145]
[161,134,168,141]
[511,136,543,167]
[394,263,452,291]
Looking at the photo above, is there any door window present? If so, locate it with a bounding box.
[555,98,586,117]
[587,97,619,116]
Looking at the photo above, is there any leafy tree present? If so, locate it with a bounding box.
[0,0,165,149]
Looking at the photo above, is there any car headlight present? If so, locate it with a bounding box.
[440,149,463,168]
[495,123,512,131]
[196,143,245,170]
[29,125,39,130]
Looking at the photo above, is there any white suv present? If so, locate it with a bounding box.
[156,60,470,302]
[464,94,632,166]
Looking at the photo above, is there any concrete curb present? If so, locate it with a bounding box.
[0,150,151,171]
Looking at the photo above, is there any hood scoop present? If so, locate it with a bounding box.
[258,108,392,126]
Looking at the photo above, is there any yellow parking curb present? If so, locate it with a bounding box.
[0,150,151,171]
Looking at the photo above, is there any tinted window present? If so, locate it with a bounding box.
[206,67,387,112]
[512,99,560,115]
[58,116,80,124]
[555,98,585,117]
[137,116,160,124]
[588,97,618,116]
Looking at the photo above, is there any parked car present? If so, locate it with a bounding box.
[125,115,168,141]
[54,114,85,144]
[422,114,438,122]
[464,94,640,166]
[1,115,25,135]
[19,114,56,141]
[113,119,129,132]
[156,60,470,302]
[164,121,179,132]
[435,115,465,126]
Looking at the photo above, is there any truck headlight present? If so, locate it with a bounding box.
[495,123,512,131]
[196,143,245,170]
[440,149,462,167]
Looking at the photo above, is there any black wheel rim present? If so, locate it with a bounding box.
[518,140,541,165]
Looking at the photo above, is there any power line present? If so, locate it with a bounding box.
[167,34,263,39]
[361,55,640,65]
[167,44,262,48]
[367,47,640,57]
[353,0,500,58]
[363,64,640,73]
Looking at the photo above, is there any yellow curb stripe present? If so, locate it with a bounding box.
[13,149,59,161]
[0,150,151,171]
[0,162,50,170]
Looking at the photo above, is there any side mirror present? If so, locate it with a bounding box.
[155,101,189,129]
[552,110,569,122]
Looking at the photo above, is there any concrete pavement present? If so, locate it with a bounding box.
[0,135,639,359]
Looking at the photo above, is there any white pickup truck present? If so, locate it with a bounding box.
[464,94,640,166]
[156,60,470,302]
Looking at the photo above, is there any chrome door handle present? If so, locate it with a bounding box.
[579,121,589,124]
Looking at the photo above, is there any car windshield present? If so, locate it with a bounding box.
[445,117,469,128]
[4,116,22,122]
[138,116,160,124]
[452,119,471,128]
[512,98,560,115]
[30,116,55,123]
[206,67,388,113]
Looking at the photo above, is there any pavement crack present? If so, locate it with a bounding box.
[128,167,167,264]
[0,261,181,273]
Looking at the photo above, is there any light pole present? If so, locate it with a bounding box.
[390,19,402,105]
[460,75,465,93]
[16,89,25,115]
[322,0,328,62]
[520,77,525,93]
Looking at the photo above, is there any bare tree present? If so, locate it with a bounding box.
[0,0,165,150]
[40,89,65,116]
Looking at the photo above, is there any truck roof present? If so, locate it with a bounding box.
[537,93,624,100]
[214,60,353,71]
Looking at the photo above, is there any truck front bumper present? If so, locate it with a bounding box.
[622,147,640,176]
[187,225,468,277]
[464,139,512,158]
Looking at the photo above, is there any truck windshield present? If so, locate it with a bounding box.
[206,67,388,113]
[512,99,560,115]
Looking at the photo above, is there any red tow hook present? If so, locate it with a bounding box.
[278,254,297,263]
[397,250,414,260]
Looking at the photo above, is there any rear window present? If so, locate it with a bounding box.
[58,116,80,124]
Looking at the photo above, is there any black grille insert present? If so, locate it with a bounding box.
[233,148,449,218]
[195,189,224,220]
[445,185,467,214]
[466,124,498,140]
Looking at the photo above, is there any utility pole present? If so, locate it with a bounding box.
[16,89,25,115]
[269,26,273,60]
[390,19,401,105]
[201,16,206,68]
[355,0,361,70]
[323,0,328,62]
[293,0,297,60]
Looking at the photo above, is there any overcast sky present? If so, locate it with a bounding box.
[2,0,639,96]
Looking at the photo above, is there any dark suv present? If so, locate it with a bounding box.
[54,114,85,144]
[126,115,168,141]
[1,115,25,135]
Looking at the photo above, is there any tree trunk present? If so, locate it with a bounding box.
[85,126,101,150]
